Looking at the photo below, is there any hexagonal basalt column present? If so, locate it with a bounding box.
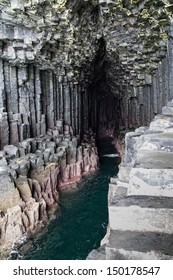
[10,0,24,11]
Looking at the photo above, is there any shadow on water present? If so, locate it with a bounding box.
[24,137,121,260]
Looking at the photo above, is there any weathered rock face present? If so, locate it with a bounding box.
[0,0,102,149]
[0,0,173,258]
[95,100,173,260]
[0,124,99,256]
[0,0,173,147]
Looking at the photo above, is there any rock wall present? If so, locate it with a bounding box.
[0,0,173,146]
[101,99,173,260]
[0,64,88,148]
[0,0,99,149]
[1,0,173,258]
[88,102,173,260]
[89,1,173,132]
[0,124,98,256]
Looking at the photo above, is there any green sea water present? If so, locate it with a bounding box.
[23,139,120,260]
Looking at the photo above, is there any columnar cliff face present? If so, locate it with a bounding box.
[0,128,99,256]
[0,0,172,146]
[0,0,173,256]
[0,0,98,147]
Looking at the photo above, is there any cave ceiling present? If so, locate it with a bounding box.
[0,0,172,94]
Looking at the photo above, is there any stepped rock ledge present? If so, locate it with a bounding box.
[88,100,173,260]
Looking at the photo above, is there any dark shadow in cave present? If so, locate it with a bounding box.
[88,37,121,136]
[87,37,121,154]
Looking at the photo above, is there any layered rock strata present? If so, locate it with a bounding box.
[94,100,173,260]
[0,123,98,257]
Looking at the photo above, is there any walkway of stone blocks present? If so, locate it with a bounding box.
[88,100,173,260]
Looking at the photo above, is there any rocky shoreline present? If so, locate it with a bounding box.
[0,122,99,259]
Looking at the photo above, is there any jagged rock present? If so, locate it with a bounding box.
[149,115,173,132]
[118,166,132,183]
[24,200,40,231]
[0,0,172,150]
[162,106,173,116]
[5,206,24,246]
[38,198,47,221]
[0,171,22,211]
[0,151,7,165]
[0,121,98,255]
[15,177,32,203]
[32,179,42,202]
[3,145,19,159]
[1,0,173,260]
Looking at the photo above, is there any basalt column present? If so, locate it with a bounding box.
[0,65,86,149]
[1,0,173,260]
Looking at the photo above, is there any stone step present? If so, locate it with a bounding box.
[135,150,173,169]
[162,106,173,116]
[106,230,173,260]
[110,177,118,184]
[128,168,173,197]
[118,166,132,183]
[167,100,173,107]
[108,182,128,205]
[109,194,173,233]
[149,115,173,132]
[141,132,173,152]
[86,245,106,260]
[109,180,129,189]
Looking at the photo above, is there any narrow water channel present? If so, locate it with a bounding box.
[23,138,120,260]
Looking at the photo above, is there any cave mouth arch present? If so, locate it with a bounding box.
[86,37,122,139]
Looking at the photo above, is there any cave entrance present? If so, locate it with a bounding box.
[86,38,121,154]
[97,95,120,137]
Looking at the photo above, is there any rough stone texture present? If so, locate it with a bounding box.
[0,168,22,211]
[101,100,173,260]
[0,1,173,148]
[128,168,173,197]
[1,0,173,259]
[86,245,106,260]
[0,125,99,256]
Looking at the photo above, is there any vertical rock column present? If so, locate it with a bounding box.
[34,67,42,136]
[70,81,75,134]
[58,76,64,122]
[0,58,5,111]
[0,113,9,149]
[63,77,71,126]
[168,23,173,101]
[18,67,30,141]
[46,71,55,129]
[0,58,9,149]
[9,66,20,146]
[82,86,89,133]
[28,65,37,137]
[72,83,80,135]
